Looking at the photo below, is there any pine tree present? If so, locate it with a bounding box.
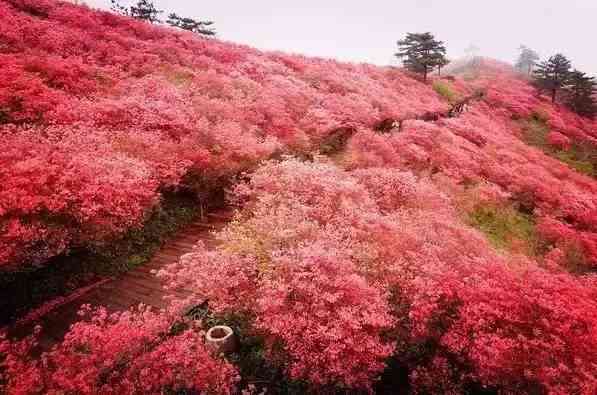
[110,0,162,23]
[565,70,597,118]
[533,54,571,103]
[110,0,129,16]
[395,32,447,82]
[436,55,450,76]
[167,13,215,36]
[516,45,540,75]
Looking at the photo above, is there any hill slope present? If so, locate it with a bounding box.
[1,0,448,269]
[1,0,597,394]
[1,0,596,272]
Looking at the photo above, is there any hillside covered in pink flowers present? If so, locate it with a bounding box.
[1,0,597,394]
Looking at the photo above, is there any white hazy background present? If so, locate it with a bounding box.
[83,0,597,75]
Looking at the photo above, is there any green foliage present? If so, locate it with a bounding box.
[468,203,538,256]
[554,148,595,177]
[533,54,572,103]
[395,32,448,82]
[110,0,163,23]
[0,190,199,326]
[519,112,596,177]
[167,13,215,36]
[564,70,597,118]
[519,112,550,149]
[433,81,459,103]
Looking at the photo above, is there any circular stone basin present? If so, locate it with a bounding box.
[205,325,236,353]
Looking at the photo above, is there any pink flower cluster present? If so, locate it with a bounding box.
[159,159,407,390]
[409,262,597,394]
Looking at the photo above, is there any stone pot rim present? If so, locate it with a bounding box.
[206,325,234,342]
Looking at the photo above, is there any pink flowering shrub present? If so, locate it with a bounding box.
[5,156,597,393]
[409,261,597,394]
[254,243,395,389]
[0,305,238,394]
[159,159,400,390]
[159,243,260,315]
[344,102,597,269]
[3,0,595,273]
[160,243,396,390]
[1,129,159,268]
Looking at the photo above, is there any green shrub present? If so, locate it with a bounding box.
[519,113,550,149]
[468,203,538,255]
[433,81,459,103]
[555,149,595,177]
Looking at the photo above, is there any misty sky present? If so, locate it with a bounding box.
[84,0,597,75]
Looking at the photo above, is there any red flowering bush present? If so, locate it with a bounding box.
[344,102,597,269]
[0,306,238,394]
[1,129,159,268]
[5,156,597,393]
[159,244,260,315]
[161,245,396,391]
[409,261,597,394]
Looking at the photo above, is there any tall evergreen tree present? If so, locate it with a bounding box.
[395,32,447,82]
[167,13,215,36]
[565,70,597,118]
[533,54,572,103]
[436,55,450,76]
[110,0,162,23]
[516,45,540,75]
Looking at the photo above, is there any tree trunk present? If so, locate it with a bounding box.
[551,88,556,103]
[423,66,428,82]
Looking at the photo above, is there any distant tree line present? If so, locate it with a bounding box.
[394,34,596,119]
[520,48,596,118]
[110,0,215,36]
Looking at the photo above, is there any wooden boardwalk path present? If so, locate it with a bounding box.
[11,209,233,351]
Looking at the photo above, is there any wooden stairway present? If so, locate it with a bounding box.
[11,209,234,351]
